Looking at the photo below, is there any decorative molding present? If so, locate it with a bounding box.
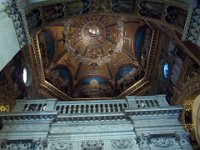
[32,36,46,82]
[3,0,31,48]
[145,29,160,79]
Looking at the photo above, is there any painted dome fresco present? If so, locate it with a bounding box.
[33,14,150,99]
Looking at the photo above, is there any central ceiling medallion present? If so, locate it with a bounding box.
[88,26,100,37]
[64,15,124,66]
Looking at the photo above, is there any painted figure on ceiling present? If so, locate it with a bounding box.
[165,6,187,28]
[38,30,55,67]
[67,0,90,15]
[138,1,163,19]
[116,65,144,93]
[26,9,42,30]
[112,0,135,13]
[46,66,72,96]
[42,4,65,22]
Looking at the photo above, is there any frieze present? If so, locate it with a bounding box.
[51,124,132,133]
[2,124,49,131]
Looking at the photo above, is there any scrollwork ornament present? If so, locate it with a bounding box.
[0,140,32,150]
[33,139,47,150]
[81,140,104,150]
[137,134,151,150]
[150,137,175,148]
[112,139,133,149]
[50,142,73,150]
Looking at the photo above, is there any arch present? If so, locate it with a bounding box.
[193,94,200,144]
[77,75,113,88]
[116,65,136,80]
[53,65,72,81]
[73,75,114,98]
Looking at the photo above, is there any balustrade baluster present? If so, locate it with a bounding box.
[81,105,84,113]
[84,105,86,113]
[66,106,69,113]
[75,105,78,113]
[100,104,103,113]
[95,104,98,113]
[103,104,106,113]
[38,104,42,111]
[77,105,80,113]
[110,104,113,112]
[68,105,71,114]
[114,104,118,112]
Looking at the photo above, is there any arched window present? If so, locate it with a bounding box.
[22,64,32,86]
[163,63,169,79]
[22,67,28,84]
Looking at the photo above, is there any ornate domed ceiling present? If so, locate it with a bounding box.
[33,14,152,99]
[21,0,194,100]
